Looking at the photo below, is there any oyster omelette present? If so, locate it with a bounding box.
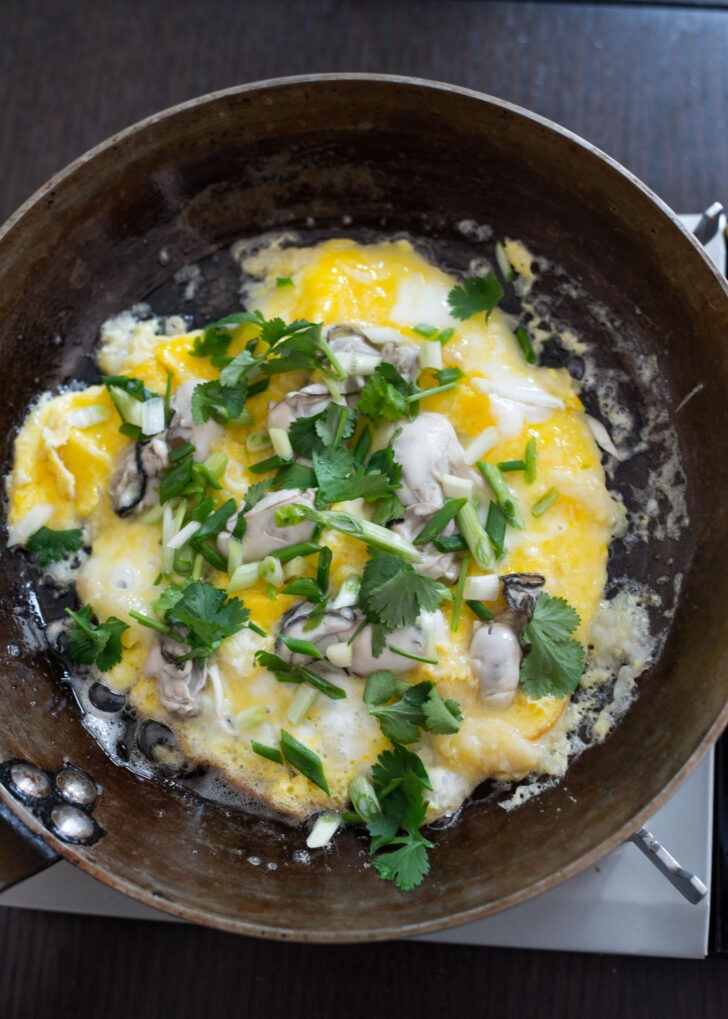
[6,236,643,890]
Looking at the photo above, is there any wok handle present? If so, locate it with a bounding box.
[0,796,58,892]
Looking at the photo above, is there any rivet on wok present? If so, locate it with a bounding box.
[55,766,98,807]
[49,804,97,843]
[8,761,51,800]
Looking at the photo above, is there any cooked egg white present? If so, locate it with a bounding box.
[7,237,630,822]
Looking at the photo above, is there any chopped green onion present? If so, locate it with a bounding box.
[269,427,294,461]
[349,775,380,822]
[485,502,507,556]
[297,666,347,700]
[455,501,496,571]
[227,537,244,577]
[275,504,422,563]
[450,557,469,632]
[268,541,322,562]
[498,459,526,472]
[280,729,330,794]
[437,327,455,345]
[418,340,443,371]
[233,705,268,730]
[405,381,459,404]
[283,556,308,580]
[228,562,261,593]
[249,454,286,475]
[465,599,494,621]
[169,441,196,464]
[276,276,294,288]
[306,811,341,849]
[413,498,466,546]
[316,546,332,595]
[332,573,361,609]
[525,437,537,484]
[441,474,474,501]
[515,326,536,365]
[463,574,499,602]
[287,684,319,726]
[495,241,515,282]
[387,644,438,666]
[412,323,438,339]
[166,519,201,550]
[279,635,324,661]
[246,430,272,452]
[280,577,323,601]
[476,462,524,529]
[463,426,500,465]
[325,641,353,668]
[531,488,560,517]
[251,740,283,764]
[433,534,468,553]
[204,451,228,482]
[260,556,285,588]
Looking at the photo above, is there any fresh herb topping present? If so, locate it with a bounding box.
[276,277,294,288]
[519,592,585,698]
[276,504,421,562]
[531,488,560,517]
[357,363,413,423]
[26,526,83,567]
[359,554,443,632]
[103,375,165,440]
[363,671,462,744]
[515,326,536,364]
[191,380,252,426]
[280,729,330,794]
[366,746,434,891]
[65,605,129,671]
[151,581,249,661]
[447,273,504,322]
[255,650,347,700]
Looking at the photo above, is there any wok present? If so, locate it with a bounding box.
[0,75,727,941]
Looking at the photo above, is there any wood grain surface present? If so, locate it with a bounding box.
[1,1,728,1016]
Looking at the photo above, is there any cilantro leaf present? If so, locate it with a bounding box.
[190,312,259,359]
[26,526,83,567]
[191,380,249,426]
[312,446,394,506]
[315,403,357,448]
[359,554,443,631]
[364,673,463,744]
[219,349,258,387]
[357,363,412,423]
[519,592,585,698]
[160,581,249,661]
[65,605,128,672]
[422,689,463,734]
[371,838,430,891]
[447,273,504,322]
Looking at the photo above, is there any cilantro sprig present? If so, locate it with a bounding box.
[363,670,462,744]
[26,526,83,567]
[359,553,443,631]
[519,592,585,698]
[447,273,504,322]
[150,581,249,662]
[65,604,129,672]
[366,746,434,891]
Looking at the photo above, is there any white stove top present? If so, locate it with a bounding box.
[0,213,722,959]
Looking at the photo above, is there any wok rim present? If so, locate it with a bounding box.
[1,72,726,942]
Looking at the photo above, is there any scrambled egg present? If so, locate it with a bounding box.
[6,238,627,823]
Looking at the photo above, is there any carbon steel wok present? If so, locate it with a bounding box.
[0,75,727,942]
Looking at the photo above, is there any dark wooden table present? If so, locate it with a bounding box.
[2,2,728,1016]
